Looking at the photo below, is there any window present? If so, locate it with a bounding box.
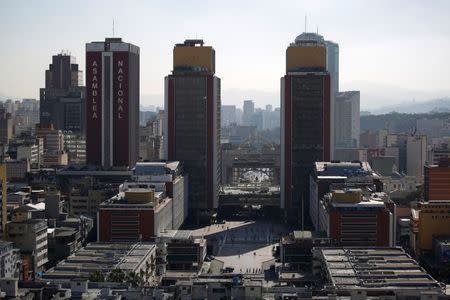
[212,288,225,294]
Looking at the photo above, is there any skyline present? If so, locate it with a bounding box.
[1,0,450,110]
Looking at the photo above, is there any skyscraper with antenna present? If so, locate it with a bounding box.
[85,37,140,168]
[281,32,331,225]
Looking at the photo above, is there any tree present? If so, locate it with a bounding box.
[107,268,126,283]
[126,271,143,287]
[89,270,105,282]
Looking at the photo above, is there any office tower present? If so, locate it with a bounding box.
[407,133,427,184]
[386,133,408,173]
[250,110,263,130]
[334,91,360,148]
[326,40,339,158]
[281,32,331,224]
[164,39,221,221]
[263,105,276,130]
[326,41,339,95]
[39,53,86,134]
[85,38,140,168]
[242,100,255,126]
[221,105,237,127]
[0,107,13,146]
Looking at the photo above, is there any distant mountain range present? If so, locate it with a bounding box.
[2,88,450,116]
[368,98,450,115]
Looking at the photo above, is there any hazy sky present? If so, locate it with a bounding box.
[1,0,450,110]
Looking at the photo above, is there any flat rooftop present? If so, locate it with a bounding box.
[41,242,156,282]
[99,190,165,208]
[220,185,280,195]
[315,161,379,179]
[317,247,444,293]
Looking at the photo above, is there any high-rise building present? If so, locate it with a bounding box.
[326,40,339,158]
[242,100,255,126]
[326,41,339,96]
[221,105,237,127]
[0,107,13,146]
[164,39,221,221]
[85,38,140,168]
[386,132,408,173]
[281,33,331,224]
[407,133,427,184]
[334,91,360,148]
[39,53,86,134]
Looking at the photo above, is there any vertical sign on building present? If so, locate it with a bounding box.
[86,52,102,165]
[113,52,129,166]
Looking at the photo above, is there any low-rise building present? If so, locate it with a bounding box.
[411,201,450,255]
[63,132,86,165]
[36,124,68,167]
[317,188,396,247]
[424,160,450,201]
[428,141,450,166]
[157,230,206,272]
[98,188,173,242]
[5,209,48,274]
[4,160,30,181]
[0,240,20,278]
[69,187,116,218]
[16,140,43,168]
[41,242,157,283]
[98,162,187,242]
[379,171,416,198]
[310,161,382,232]
[8,191,31,207]
[175,278,263,300]
[47,227,81,268]
[313,247,444,297]
[280,231,331,273]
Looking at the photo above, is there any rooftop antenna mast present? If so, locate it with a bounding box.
[112,19,115,37]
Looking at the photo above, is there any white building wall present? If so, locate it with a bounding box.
[309,175,319,230]
[172,176,186,229]
[407,134,427,184]
[154,198,173,236]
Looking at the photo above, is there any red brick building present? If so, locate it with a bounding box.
[318,189,395,247]
[424,160,450,201]
[97,161,187,242]
[86,38,140,168]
